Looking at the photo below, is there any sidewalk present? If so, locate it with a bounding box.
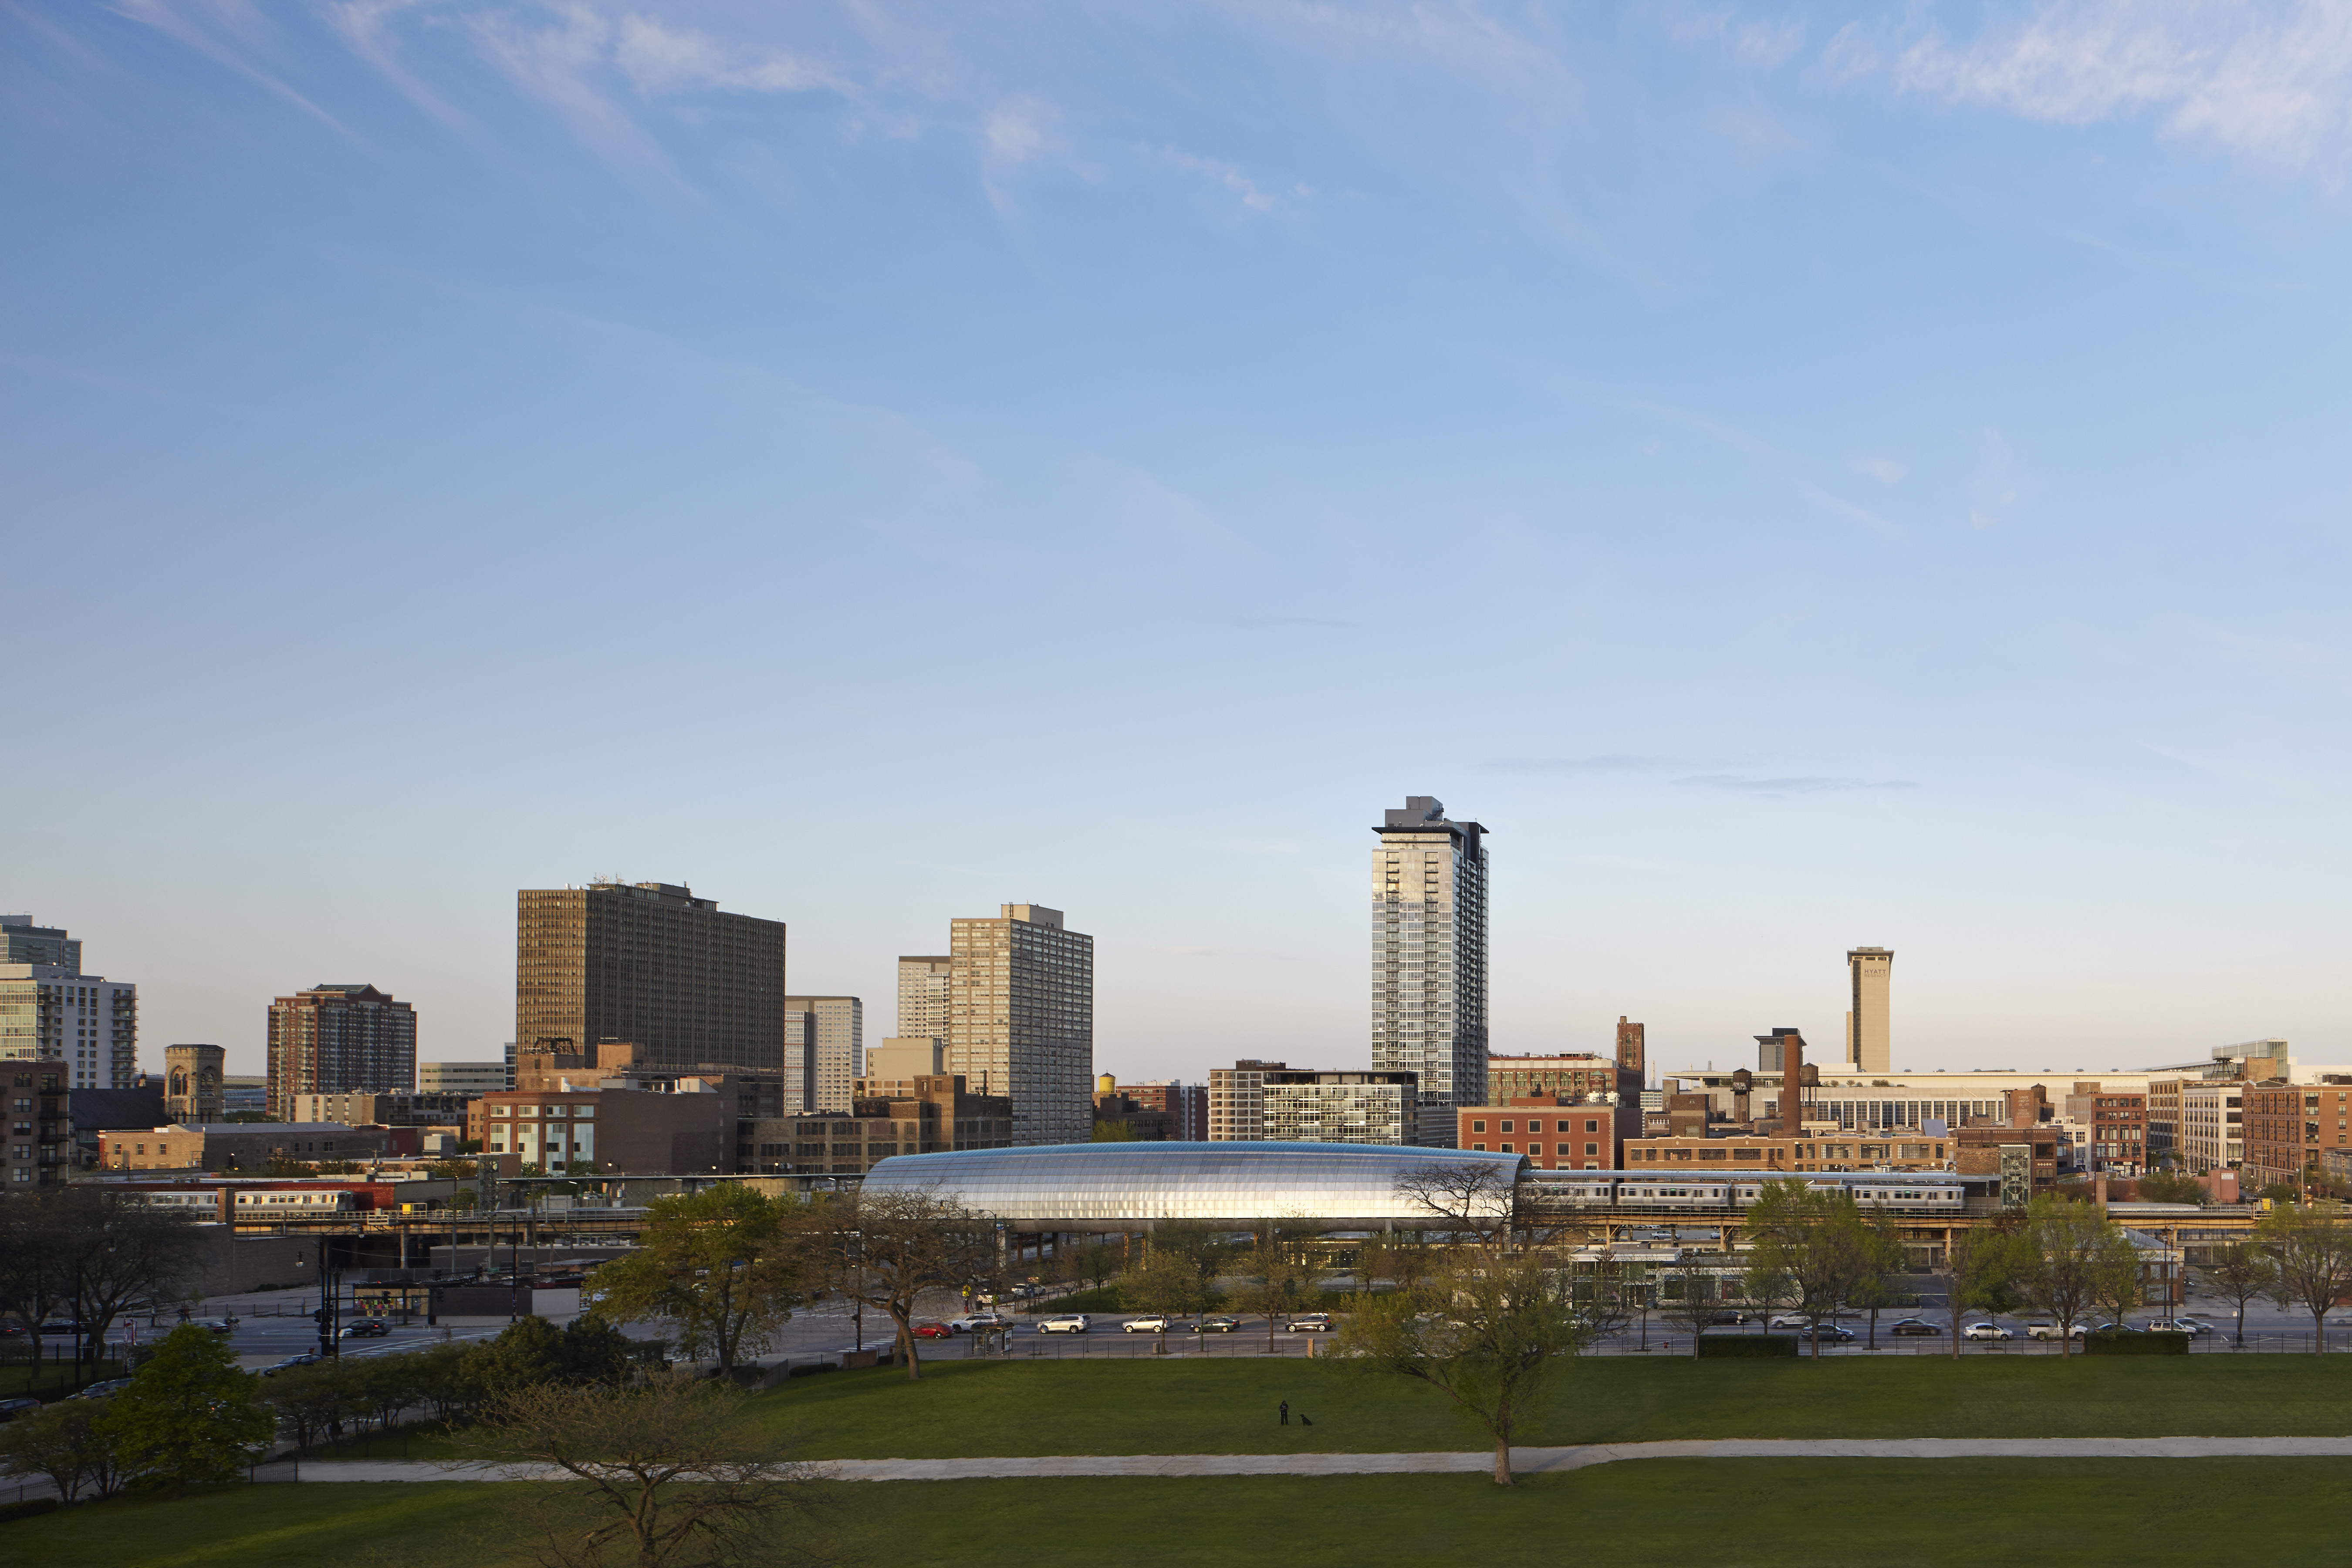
[294,1434,2352,1484]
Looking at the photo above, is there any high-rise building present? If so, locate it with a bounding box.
[1207,1061,1414,1145]
[264,983,417,1118]
[948,904,1093,1146]
[1845,947,1892,1073]
[4,1057,67,1187]
[0,916,137,1091]
[784,996,863,1114]
[164,1044,226,1124]
[1208,1060,1286,1141]
[514,881,787,1073]
[897,956,952,1039]
[1372,797,1490,1146]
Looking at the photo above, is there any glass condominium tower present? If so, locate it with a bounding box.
[1372,797,1490,1146]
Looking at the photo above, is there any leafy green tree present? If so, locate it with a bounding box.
[1120,1248,1206,1354]
[2136,1170,2210,1206]
[589,1186,810,1375]
[1940,1222,2023,1358]
[1088,1120,1140,1142]
[1741,1181,1873,1356]
[100,1323,274,1492]
[1848,1209,1911,1349]
[2257,1201,2352,1353]
[2015,1196,2138,1356]
[1233,1222,1328,1349]
[1334,1252,1590,1485]
[2196,1240,2278,1346]
[0,1398,127,1500]
[266,1359,364,1450]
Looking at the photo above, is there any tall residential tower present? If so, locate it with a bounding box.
[0,915,137,1091]
[1372,797,1490,1146]
[265,983,416,1117]
[784,995,863,1113]
[1845,947,1892,1074]
[948,904,1093,1146]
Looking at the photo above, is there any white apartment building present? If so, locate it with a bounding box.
[1263,1070,1415,1145]
[1208,1061,1284,1141]
[419,1061,510,1095]
[784,996,864,1115]
[1372,798,1490,1146]
[947,905,1093,1146]
[897,956,952,1040]
[2178,1082,2245,1173]
[1,914,137,1091]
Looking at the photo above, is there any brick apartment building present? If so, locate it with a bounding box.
[98,1122,393,1173]
[468,1086,731,1176]
[1458,1097,1631,1170]
[2061,1084,2149,1176]
[2244,1081,2352,1191]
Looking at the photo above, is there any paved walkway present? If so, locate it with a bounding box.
[294,1435,2352,1484]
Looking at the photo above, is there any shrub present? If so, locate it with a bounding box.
[0,1498,61,1524]
[2085,1331,2190,1356]
[1696,1335,1801,1359]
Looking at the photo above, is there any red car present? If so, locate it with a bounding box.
[910,1322,954,1339]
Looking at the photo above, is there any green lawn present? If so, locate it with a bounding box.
[747,1353,2352,1457]
[13,1461,2352,1568]
[302,1353,2352,1462]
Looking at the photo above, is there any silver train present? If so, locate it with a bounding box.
[1528,1170,1969,1212]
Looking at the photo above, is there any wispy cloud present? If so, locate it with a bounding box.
[1481,754,1695,772]
[1678,774,1919,794]
[1852,456,1907,484]
[1832,1,2352,177]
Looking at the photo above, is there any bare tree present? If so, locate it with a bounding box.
[1233,1220,1328,1350]
[1939,1223,2023,1358]
[2196,1240,2278,1347]
[1656,1256,1723,1358]
[816,1187,998,1380]
[1391,1161,1520,1253]
[2257,1202,2352,1354]
[456,1380,833,1568]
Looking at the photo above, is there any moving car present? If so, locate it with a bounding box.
[2024,1322,2088,1340]
[1888,1318,1943,1337]
[1037,1314,1091,1335]
[947,1314,1006,1333]
[2163,1317,2214,1337]
[262,1353,321,1376]
[1190,1316,1240,1333]
[1805,1325,1857,1343]
[67,1379,133,1400]
[1960,1322,2013,1342]
[337,1319,391,1339]
[1285,1314,1334,1333]
[1708,1310,1753,1326]
[1123,1316,1173,1334]
[910,1322,954,1340]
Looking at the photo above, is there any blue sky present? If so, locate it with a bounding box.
[6,1,2350,1084]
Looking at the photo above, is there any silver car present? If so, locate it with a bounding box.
[1037,1314,1092,1335]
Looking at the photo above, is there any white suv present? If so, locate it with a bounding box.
[1037,1314,1092,1335]
[1123,1316,1171,1334]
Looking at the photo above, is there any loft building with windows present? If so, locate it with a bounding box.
[1372,797,1489,1146]
[514,880,787,1075]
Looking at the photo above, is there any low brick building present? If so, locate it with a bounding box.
[97,1122,392,1174]
[2244,1081,2352,1191]
[1458,1097,1631,1170]
[1954,1124,2062,1195]
[740,1073,1012,1176]
[467,1085,731,1176]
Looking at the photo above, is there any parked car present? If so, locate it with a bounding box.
[1809,1325,1857,1343]
[1707,1309,1753,1326]
[2092,1322,2148,1334]
[1123,1316,1173,1334]
[947,1314,1006,1333]
[2024,1322,2088,1341]
[67,1379,132,1400]
[1285,1314,1335,1333]
[1037,1315,1091,1335]
[910,1322,954,1340]
[262,1353,321,1376]
[1190,1316,1241,1334]
[1960,1322,2013,1342]
[1888,1318,1943,1337]
[0,1396,43,1423]
[2144,1320,2204,1335]
[2166,1317,2214,1337]
[1007,1284,1040,1299]
[37,1321,83,1337]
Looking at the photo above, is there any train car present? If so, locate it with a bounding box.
[1527,1170,1967,1212]
[230,1187,357,1213]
